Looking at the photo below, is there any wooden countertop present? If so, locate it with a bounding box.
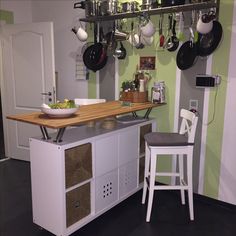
[7,101,162,129]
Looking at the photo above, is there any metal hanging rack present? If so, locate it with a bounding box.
[79,0,219,23]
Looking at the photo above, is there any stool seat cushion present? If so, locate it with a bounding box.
[144,132,194,146]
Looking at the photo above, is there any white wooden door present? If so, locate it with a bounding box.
[0,22,56,161]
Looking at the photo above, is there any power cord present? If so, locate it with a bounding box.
[190,86,219,126]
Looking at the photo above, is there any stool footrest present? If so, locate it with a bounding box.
[153,185,188,190]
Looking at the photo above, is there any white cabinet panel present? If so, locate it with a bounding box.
[119,160,138,199]
[119,128,139,166]
[95,134,118,177]
[95,170,118,213]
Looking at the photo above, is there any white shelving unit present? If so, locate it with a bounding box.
[30,119,156,236]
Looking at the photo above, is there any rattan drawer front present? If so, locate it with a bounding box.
[66,183,91,227]
[65,143,92,188]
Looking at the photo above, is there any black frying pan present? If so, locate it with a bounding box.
[83,25,108,72]
[197,20,223,57]
[176,40,198,70]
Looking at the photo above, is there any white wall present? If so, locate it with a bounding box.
[1,0,88,100]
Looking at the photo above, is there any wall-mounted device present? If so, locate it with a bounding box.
[196,74,221,88]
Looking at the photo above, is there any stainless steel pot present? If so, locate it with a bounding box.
[99,0,118,15]
[140,0,157,10]
[121,1,139,13]
[74,1,98,17]
[86,0,98,17]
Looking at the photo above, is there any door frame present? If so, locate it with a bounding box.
[0,10,14,159]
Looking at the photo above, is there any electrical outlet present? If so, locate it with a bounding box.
[189,99,198,111]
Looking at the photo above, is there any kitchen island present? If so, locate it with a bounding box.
[7,101,162,236]
[7,100,161,142]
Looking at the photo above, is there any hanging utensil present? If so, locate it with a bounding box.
[159,14,165,48]
[167,15,179,52]
[165,14,174,50]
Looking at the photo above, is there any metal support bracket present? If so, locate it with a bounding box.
[54,128,66,143]
[40,126,51,140]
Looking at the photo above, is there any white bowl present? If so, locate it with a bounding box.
[41,107,78,118]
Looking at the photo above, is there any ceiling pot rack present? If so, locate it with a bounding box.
[78,0,219,23]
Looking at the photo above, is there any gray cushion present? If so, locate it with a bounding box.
[144,132,194,147]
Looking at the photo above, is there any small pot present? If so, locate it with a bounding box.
[74,0,98,17]
[197,20,223,57]
[196,12,214,34]
[121,1,139,12]
[117,42,127,60]
[140,19,156,37]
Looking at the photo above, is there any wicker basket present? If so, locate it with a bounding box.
[120,91,148,103]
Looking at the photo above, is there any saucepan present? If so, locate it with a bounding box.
[197,20,223,57]
[196,11,216,34]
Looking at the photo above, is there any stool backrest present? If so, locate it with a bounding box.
[74,98,106,106]
[179,109,198,143]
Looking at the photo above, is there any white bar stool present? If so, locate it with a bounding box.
[142,109,198,222]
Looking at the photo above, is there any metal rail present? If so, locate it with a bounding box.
[79,1,218,23]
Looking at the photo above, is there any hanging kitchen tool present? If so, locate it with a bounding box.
[197,20,223,57]
[159,14,165,48]
[115,42,127,60]
[106,21,118,56]
[83,24,108,72]
[167,16,179,52]
[165,14,174,50]
[176,27,198,70]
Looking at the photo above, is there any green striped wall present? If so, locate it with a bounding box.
[204,0,234,198]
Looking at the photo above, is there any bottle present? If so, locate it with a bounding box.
[139,79,145,92]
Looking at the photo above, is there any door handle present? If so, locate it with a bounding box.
[41,92,52,96]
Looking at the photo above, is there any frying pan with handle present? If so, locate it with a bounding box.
[83,24,108,72]
[176,28,198,70]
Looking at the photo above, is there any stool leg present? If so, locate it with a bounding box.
[187,149,194,221]
[178,154,185,205]
[142,142,150,204]
[146,149,157,222]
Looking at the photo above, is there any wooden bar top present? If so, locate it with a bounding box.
[7,101,162,129]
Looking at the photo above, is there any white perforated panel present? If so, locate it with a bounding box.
[95,170,118,213]
[119,160,138,199]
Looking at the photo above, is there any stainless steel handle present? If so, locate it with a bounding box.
[41,92,52,96]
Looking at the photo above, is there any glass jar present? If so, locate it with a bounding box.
[151,81,165,104]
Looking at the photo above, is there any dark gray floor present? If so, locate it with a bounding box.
[1,159,236,236]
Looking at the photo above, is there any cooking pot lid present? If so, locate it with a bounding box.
[197,21,223,57]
